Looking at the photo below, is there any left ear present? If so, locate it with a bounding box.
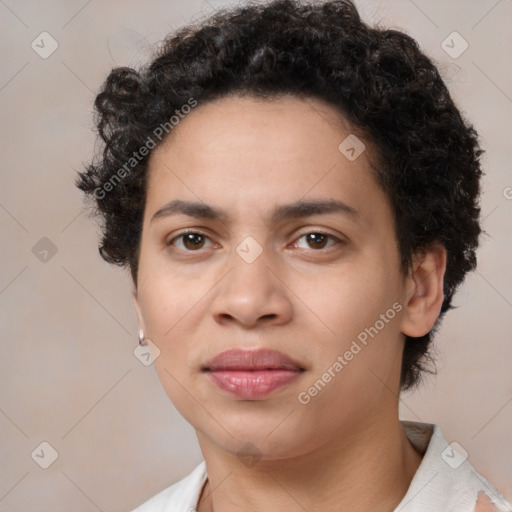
[399,243,447,338]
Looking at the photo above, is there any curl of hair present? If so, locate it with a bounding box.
[76,0,484,391]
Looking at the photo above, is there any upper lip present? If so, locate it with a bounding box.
[203,348,304,371]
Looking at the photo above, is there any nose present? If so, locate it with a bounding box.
[211,245,293,329]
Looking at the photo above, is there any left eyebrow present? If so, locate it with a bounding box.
[150,198,360,226]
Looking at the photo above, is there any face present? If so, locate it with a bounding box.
[133,94,416,460]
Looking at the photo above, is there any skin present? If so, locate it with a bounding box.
[132,94,446,511]
[475,493,501,512]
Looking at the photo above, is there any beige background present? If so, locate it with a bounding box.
[1,0,511,510]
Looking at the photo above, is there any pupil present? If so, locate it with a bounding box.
[185,233,203,250]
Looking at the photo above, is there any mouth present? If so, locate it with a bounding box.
[203,348,305,399]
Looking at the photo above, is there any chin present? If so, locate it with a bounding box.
[200,415,317,462]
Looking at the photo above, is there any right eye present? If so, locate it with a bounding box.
[166,231,215,252]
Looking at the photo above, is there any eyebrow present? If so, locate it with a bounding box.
[150,198,360,226]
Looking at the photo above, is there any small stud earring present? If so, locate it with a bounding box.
[138,329,147,346]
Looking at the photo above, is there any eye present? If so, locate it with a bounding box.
[166,231,214,252]
[293,231,341,250]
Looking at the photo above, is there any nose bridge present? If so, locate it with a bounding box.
[212,236,291,326]
[228,237,275,302]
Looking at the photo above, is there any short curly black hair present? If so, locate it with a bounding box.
[76,0,484,391]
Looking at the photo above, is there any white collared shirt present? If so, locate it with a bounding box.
[131,421,512,512]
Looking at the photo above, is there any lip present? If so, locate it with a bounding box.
[203,348,304,399]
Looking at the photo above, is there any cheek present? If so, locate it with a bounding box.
[137,269,208,371]
[152,357,208,430]
[137,265,200,339]
[297,254,404,379]
[303,260,395,337]
[140,288,175,340]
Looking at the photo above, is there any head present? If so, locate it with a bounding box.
[76,0,483,458]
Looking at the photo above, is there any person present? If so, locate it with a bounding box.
[75,0,512,510]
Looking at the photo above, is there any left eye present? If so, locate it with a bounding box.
[294,232,339,250]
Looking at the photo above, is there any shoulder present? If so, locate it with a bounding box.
[131,461,207,512]
[397,421,512,512]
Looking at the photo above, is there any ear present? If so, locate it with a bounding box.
[400,243,447,338]
[132,287,145,336]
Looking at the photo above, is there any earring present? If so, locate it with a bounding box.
[138,329,148,346]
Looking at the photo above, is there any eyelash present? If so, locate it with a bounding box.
[165,229,343,253]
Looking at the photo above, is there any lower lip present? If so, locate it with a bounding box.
[207,369,302,399]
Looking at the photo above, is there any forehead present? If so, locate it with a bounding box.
[144,94,387,227]
[153,94,355,160]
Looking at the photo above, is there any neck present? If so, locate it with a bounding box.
[196,416,424,512]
